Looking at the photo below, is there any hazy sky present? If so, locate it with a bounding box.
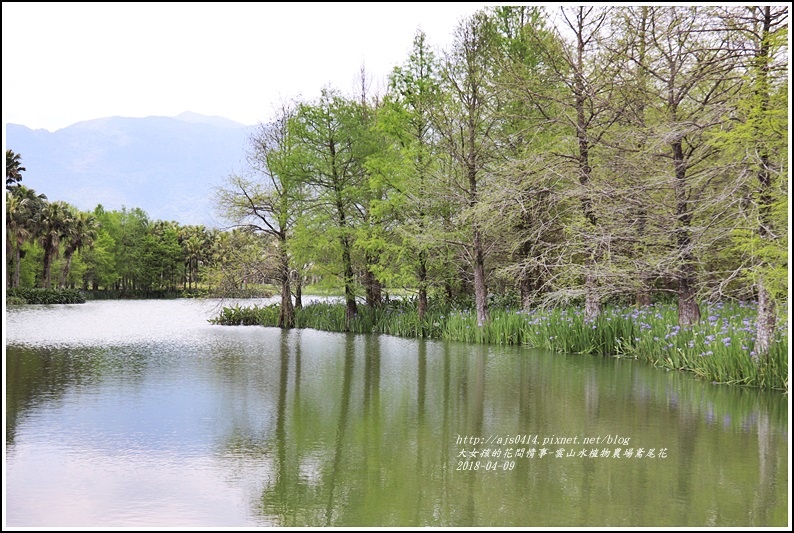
[3,2,498,132]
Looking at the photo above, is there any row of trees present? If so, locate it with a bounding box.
[215,5,788,355]
[6,150,276,294]
[4,7,787,355]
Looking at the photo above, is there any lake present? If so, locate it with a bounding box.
[4,299,789,527]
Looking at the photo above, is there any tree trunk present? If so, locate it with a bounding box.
[755,278,775,357]
[633,10,651,309]
[13,247,22,288]
[635,289,651,308]
[60,252,74,288]
[279,279,294,328]
[293,269,303,310]
[277,240,294,328]
[518,227,537,312]
[417,253,428,322]
[42,248,53,289]
[444,279,454,302]
[6,240,11,289]
[520,270,533,312]
[675,208,701,327]
[574,11,600,321]
[753,7,776,358]
[753,150,776,357]
[473,229,489,327]
[418,287,428,323]
[584,269,600,320]
[677,263,701,326]
[633,205,651,307]
[672,137,700,327]
[341,235,358,329]
[467,122,488,326]
[363,252,382,308]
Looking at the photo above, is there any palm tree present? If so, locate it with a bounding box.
[6,185,47,287]
[6,192,27,288]
[6,150,26,189]
[179,224,208,289]
[60,211,99,287]
[184,234,203,290]
[38,201,73,288]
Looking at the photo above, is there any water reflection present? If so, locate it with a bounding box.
[5,300,789,527]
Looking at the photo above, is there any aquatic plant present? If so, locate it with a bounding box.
[210,299,788,391]
[6,287,86,304]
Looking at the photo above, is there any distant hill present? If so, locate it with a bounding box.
[5,113,257,226]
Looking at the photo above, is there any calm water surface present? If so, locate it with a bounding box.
[4,299,789,527]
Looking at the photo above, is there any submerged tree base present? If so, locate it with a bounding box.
[210,300,788,392]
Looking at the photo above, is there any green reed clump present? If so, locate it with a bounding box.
[7,288,86,304]
[291,299,457,337]
[613,301,787,391]
[210,298,456,337]
[375,299,452,338]
[210,298,787,391]
[442,307,637,352]
[208,304,279,325]
[427,301,786,391]
[376,305,422,336]
[293,302,350,331]
[443,308,532,344]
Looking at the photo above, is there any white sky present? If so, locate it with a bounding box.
[2,1,497,132]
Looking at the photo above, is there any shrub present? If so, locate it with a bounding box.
[6,288,86,304]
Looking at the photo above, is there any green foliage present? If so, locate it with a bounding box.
[7,196,245,296]
[7,7,790,390]
[208,304,279,326]
[212,299,787,392]
[81,288,212,300]
[7,287,86,304]
[211,298,454,338]
[6,149,26,189]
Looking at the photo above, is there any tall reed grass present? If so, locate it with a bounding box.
[7,288,86,304]
[210,299,788,391]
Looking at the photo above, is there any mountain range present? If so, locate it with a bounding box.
[5,112,257,226]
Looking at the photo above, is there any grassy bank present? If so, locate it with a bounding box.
[210,299,788,392]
